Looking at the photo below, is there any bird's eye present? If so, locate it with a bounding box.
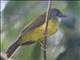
[55,10,63,17]
[58,13,62,17]
[54,10,61,17]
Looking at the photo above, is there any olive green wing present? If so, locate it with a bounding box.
[21,13,46,35]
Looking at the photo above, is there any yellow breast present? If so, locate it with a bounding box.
[20,19,58,44]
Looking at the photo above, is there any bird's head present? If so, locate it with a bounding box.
[50,8,66,22]
[50,8,66,18]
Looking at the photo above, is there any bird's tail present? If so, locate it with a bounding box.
[6,40,19,58]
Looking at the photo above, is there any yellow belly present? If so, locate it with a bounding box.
[20,19,58,44]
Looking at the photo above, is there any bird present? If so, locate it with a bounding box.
[6,8,66,58]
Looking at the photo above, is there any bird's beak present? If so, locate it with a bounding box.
[61,14,67,17]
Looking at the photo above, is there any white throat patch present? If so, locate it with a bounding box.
[58,18,62,22]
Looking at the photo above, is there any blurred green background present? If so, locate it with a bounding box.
[1,1,80,60]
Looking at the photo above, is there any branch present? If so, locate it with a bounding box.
[43,0,52,60]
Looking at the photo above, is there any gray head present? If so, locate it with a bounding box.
[50,8,66,18]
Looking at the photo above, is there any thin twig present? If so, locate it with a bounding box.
[43,0,52,60]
